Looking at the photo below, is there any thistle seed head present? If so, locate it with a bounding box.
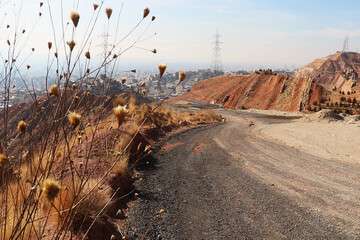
[179,71,186,82]
[17,120,27,134]
[0,153,8,168]
[85,51,91,59]
[67,40,76,51]
[49,84,59,97]
[42,179,61,202]
[113,105,128,127]
[158,64,167,78]
[68,112,81,127]
[105,8,113,19]
[143,7,150,18]
[70,11,80,28]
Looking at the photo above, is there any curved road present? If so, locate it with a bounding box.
[126,110,360,240]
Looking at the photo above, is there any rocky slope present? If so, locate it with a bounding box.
[173,52,360,113]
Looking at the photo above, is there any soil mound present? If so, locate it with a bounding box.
[172,52,360,114]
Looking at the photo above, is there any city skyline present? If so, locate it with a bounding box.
[1,0,360,73]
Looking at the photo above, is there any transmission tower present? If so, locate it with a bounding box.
[342,36,349,53]
[212,30,223,73]
[98,30,112,77]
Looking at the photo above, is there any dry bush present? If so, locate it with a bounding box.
[108,155,134,197]
[179,109,223,125]
[0,2,223,239]
[51,179,108,233]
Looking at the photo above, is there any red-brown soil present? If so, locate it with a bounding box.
[173,52,360,113]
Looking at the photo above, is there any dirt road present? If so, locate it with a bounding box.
[126,109,360,239]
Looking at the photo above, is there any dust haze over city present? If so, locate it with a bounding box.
[2,1,360,240]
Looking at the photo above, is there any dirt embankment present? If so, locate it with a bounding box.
[172,73,312,112]
[172,52,360,113]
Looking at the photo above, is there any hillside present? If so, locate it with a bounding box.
[0,89,222,240]
[173,52,360,113]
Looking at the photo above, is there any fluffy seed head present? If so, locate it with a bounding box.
[67,40,76,51]
[42,179,61,202]
[113,105,128,127]
[68,112,81,127]
[70,11,80,28]
[17,120,27,133]
[179,71,186,82]
[105,8,113,19]
[0,153,8,168]
[93,3,99,11]
[158,64,167,78]
[143,7,150,18]
[49,84,59,97]
[85,51,91,59]
[48,42,52,50]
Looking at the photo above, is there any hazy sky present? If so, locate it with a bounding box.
[2,0,360,72]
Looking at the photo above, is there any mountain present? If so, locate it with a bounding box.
[172,52,360,113]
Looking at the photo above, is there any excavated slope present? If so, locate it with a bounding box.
[173,52,360,112]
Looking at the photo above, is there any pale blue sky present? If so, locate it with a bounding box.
[2,0,360,72]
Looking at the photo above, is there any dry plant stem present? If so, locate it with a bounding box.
[68,78,184,216]
[46,0,62,84]
[0,4,164,240]
[81,187,126,240]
